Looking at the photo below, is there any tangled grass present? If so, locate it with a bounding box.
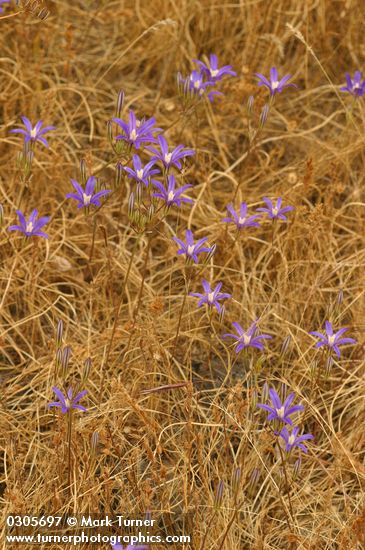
[1,1,365,548]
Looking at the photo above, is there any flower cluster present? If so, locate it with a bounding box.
[178,53,236,103]
[258,388,313,454]
[223,197,294,231]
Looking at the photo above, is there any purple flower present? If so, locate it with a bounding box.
[146,135,195,170]
[190,280,231,313]
[66,176,111,209]
[254,67,297,96]
[256,197,294,220]
[223,203,260,229]
[279,426,314,454]
[194,54,236,82]
[257,388,304,425]
[153,174,193,207]
[10,117,55,147]
[8,209,49,238]
[112,111,161,149]
[223,321,272,352]
[173,229,213,263]
[309,321,356,358]
[48,387,88,414]
[340,71,365,98]
[178,70,220,102]
[0,0,10,13]
[124,154,160,186]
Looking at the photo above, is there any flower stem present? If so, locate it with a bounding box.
[67,409,73,494]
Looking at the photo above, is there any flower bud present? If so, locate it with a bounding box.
[56,320,63,349]
[107,120,114,146]
[80,159,87,185]
[259,104,270,127]
[116,90,125,119]
[91,431,99,456]
[0,204,4,227]
[82,357,92,383]
[115,162,124,187]
[247,95,254,116]
[128,193,135,218]
[61,346,72,379]
[204,243,216,265]
[214,480,224,510]
[293,457,301,480]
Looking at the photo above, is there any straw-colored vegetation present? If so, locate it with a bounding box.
[1,1,365,548]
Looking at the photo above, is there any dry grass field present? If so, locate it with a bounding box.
[1,1,365,548]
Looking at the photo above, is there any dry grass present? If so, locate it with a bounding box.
[1,0,365,548]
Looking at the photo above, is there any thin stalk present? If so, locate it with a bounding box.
[277,442,295,524]
[67,410,73,494]
[98,235,141,402]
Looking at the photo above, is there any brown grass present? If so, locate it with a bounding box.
[1,1,365,549]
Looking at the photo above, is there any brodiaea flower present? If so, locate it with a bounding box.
[309,320,356,358]
[279,426,314,454]
[340,71,365,98]
[173,229,213,263]
[190,280,231,313]
[223,203,260,229]
[48,387,87,414]
[8,209,49,238]
[257,388,304,425]
[223,321,272,352]
[124,154,160,186]
[66,176,111,209]
[254,67,297,96]
[256,197,294,220]
[194,54,236,82]
[113,110,161,149]
[10,117,55,147]
[153,174,193,207]
[146,135,195,170]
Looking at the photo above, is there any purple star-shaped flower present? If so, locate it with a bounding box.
[112,111,161,149]
[0,0,10,13]
[153,174,193,207]
[194,54,236,82]
[190,279,231,313]
[146,135,195,170]
[279,426,314,454]
[173,229,213,263]
[66,176,111,209]
[223,203,260,229]
[10,117,55,147]
[309,320,356,358]
[340,71,365,98]
[257,388,304,425]
[254,67,297,97]
[8,209,49,238]
[48,387,88,414]
[256,197,294,220]
[223,321,272,352]
[123,154,160,186]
